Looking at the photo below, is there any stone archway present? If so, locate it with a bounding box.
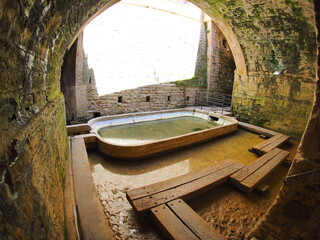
[68,0,248,83]
[62,0,246,120]
[61,1,316,140]
[0,0,318,239]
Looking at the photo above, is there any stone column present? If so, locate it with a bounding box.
[75,32,89,119]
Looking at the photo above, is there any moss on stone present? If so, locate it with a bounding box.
[172,77,207,89]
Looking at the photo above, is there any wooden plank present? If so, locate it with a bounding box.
[127,159,237,201]
[238,150,289,193]
[253,184,269,195]
[238,121,278,137]
[67,124,91,135]
[282,159,292,167]
[131,162,244,213]
[229,148,282,185]
[168,199,226,240]
[150,204,199,240]
[260,134,291,154]
[250,134,284,154]
[72,138,114,239]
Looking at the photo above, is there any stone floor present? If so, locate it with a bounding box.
[88,129,298,239]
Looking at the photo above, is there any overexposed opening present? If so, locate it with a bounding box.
[83,0,203,95]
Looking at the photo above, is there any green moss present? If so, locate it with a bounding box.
[284,0,305,21]
[284,0,316,62]
[58,160,66,190]
[225,0,238,7]
[47,90,63,102]
[214,0,243,6]
[268,54,281,70]
[172,76,207,89]
[289,78,301,100]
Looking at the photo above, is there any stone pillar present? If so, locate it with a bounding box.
[194,11,207,87]
[205,19,219,92]
[60,40,77,123]
[83,53,99,116]
[75,32,89,119]
[204,17,235,95]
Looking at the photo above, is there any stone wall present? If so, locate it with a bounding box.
[194,13,208,86]
[90,83,198,116]
[76,32,98,120]
[0,0,70,236]
[251,3,320,239]
[0,96,68,239]
[206,19,236,95]
[209,0,317,140]
[61,32,98,123]
[74,32,89,119]
[61,39,78,122]
[218,41,236,95]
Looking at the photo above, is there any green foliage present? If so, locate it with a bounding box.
[173,51,208,89]
[172,76,207,89]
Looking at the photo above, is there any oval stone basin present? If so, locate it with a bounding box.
[88,109,238,160]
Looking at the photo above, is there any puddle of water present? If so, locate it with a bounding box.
[98,116,220,145]
[88,129,298,239]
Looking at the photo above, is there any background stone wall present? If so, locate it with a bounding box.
[218,40,236,95]
[194,13,208,86]
[90,83,198,116]
[61,39,78,122]
[61,32,98,123]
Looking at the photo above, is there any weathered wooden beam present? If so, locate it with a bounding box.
[72,137,113,239]
[238,121,278,137]
[128,160,244,213]
[230,148,289,193]
[67,124,91,136]
[167,199,226,240]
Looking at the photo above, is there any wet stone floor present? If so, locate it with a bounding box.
[88,129,298,240]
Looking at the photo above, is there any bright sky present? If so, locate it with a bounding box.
[83,0,202,95]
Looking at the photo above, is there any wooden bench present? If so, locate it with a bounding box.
[238,121,279,137]
[229,148,289,193]
[151,198,226,240]
[126,159,244,213]
[250,134,291,156]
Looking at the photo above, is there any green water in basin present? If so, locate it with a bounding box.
[98,116,220,145]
